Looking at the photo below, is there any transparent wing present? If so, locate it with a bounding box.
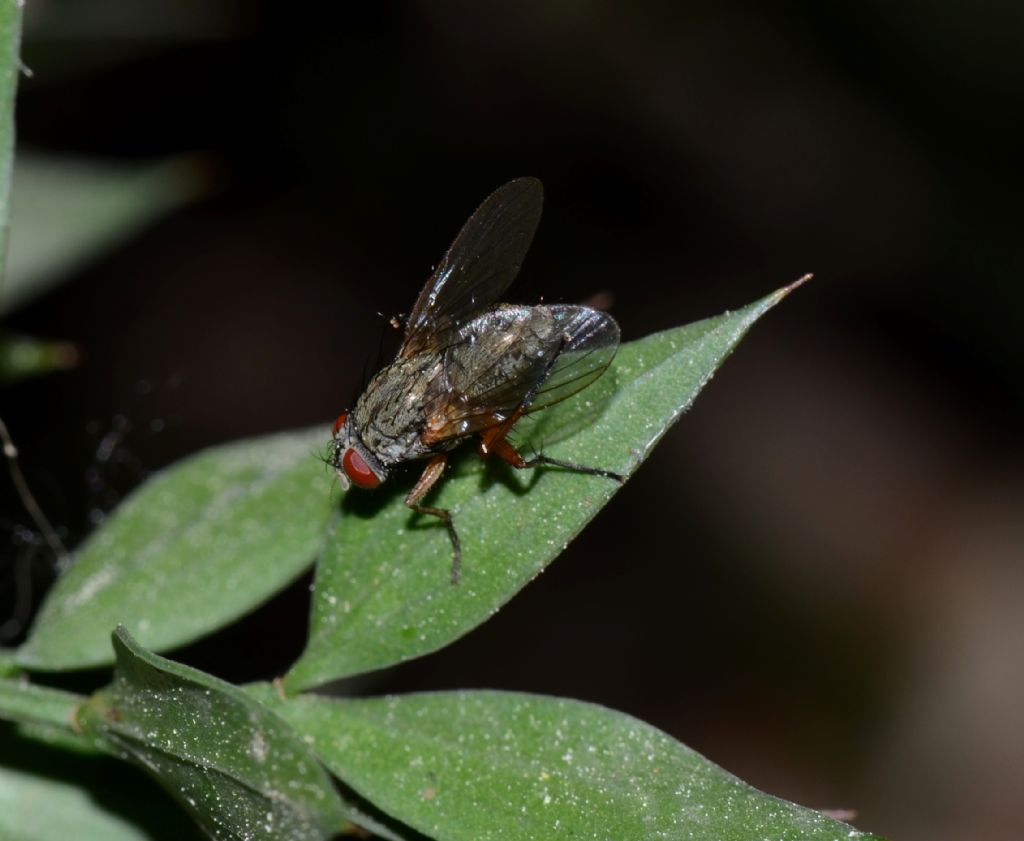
[421,305,619,444]
[525,305,619,411]
[400,178,543,358]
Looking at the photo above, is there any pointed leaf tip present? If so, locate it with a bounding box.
[775,272,814,301]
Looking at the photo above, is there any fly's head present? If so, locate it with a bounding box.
[330,411,388,491]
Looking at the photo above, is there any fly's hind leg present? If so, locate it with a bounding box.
[484,435,625,484]
[477,332,624,484]
[405,453,463,585]
[523,450,624,482]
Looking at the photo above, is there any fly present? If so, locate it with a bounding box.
[330,177,623,583]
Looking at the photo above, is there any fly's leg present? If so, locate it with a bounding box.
[405,453,463,584]
[522,451,624,482]
[484,436,624,483]
[477,333,624,484]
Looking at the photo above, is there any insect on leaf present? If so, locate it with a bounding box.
[285,280,808,690]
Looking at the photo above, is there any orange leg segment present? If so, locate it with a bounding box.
[482,436,527,468]
[479,423,625,483]
[477,408,524,461]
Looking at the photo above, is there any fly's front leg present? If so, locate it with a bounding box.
[405,453,463,584]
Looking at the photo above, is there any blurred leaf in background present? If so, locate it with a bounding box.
[1,153,201,314]
[0,724,204,841]
[0,0,21,274]
[0,329,77,384]
[16,428,331,670]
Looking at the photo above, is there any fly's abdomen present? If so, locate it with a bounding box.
[445,306,558,399]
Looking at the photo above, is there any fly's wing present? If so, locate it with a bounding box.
[420,304,619,445]
[400,178,544,358]
[525,305,620,413]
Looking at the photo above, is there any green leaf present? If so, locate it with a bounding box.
[285,282,805,690]
[1,153,198,314]
[0,761,192,841]
[0,0,23,278]
[0,330,78,384]
[1,723,204,841]
[0,763,166,841]
[17,428,333,671]
[264,689,884,841]
[76,627,354,841]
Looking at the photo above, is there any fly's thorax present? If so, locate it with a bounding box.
[351,353,445,465]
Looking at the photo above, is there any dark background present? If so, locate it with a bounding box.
[3,3,1023,840]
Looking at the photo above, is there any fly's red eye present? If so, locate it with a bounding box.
[332,412,348,437]
[343,448,381,489]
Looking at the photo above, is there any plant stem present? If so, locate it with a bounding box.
[0,675,83,731]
